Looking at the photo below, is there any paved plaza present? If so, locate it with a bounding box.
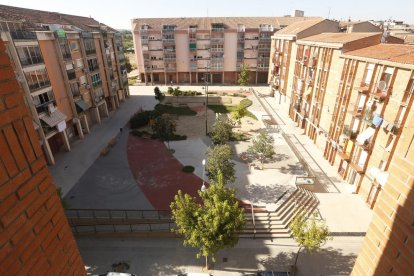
[50,85,374,275]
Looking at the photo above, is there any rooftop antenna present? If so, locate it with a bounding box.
[327,7,331,19]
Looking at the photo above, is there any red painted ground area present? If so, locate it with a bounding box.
[127,136,204,209]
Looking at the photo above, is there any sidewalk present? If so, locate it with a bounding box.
[49,86,158,196]
[248,87,373,234]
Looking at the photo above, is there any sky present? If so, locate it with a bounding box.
[1,0,413,30]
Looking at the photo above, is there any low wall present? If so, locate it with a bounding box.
[163,95,244,106]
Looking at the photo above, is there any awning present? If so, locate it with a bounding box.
[75,100,89,112]
[356,127,375,145]
[39,110,67,127]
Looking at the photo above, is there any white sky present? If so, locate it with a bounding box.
[2,0,413,30]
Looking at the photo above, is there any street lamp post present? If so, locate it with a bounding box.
[201,159,206,192]
[204,66,209,136]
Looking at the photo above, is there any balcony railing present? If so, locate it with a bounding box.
[211,38,224,43]
[92,80,102,88]
[165,67,176,71]
[20,56,44,66]
[35,100,55,114]
[210,48,224,52]
[211,28,224,32]
[28,80,51,92]
[10,30,37,40]
[85,49,96,55]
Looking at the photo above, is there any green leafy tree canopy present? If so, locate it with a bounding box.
[289,213,331,267]
[210,117,233,145]
[206,144,235,185]
[170,172,245,269]
[238,63,250,86]
[152,115,176,149]
[247,131,275,169]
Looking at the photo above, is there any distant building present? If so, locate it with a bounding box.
[293,10,305,17]
[0,4,129,165]
[339,21,382,33]
[131,16,321,85]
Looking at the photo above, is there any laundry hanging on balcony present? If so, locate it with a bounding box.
[372,115,383,127]
[356,127,375,145]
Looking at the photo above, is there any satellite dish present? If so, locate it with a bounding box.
[378,80,387,91]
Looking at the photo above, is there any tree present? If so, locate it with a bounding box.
[210,117,233,145]
[170,172,245,269]
[247,131,275,169]
[205,144,235,185]
[238,63,250,86]
[154,86,163,102]
[230,105,247,126]
[152,115,176,149]
[289,213,331,272]
[125,56,133,73]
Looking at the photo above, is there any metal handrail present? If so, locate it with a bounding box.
[250,204,256,239]
[65,208,172,220]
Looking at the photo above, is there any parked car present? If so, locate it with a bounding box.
[243,272,290,276]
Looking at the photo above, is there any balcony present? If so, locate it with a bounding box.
[71,87,80,97]
[19,56,44,67]
[10,30,37,40]
[373,90,388,100]
[28,80,51,92]
[210,48,224,52]
[35,100,56,114]
[67,70,76,80]
[62,52,71,60]
[85,49,96,56]
[358,84,370,94]
[210,37,224,43]
[92,80,102,88]
[343,125,358,140]
[211,28,224,32]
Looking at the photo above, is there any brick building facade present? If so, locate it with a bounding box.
[0,38,86,275]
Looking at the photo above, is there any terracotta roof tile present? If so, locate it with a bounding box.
[274,18,326,35]
[298,32,381,44]
[0,4,116,32]
[345,43,414,64]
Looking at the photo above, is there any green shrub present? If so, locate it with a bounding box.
[130,130,152,137]
[239,99,253,108]
[171,134,187,141]
[167,87,174,95]
[129,110,160,129]
[182,165,195,173]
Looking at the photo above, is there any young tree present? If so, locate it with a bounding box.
[152,115,176,149]
[230,105,247,127]
[170,172,245,269]
[238,63,250,86]
[247,131,275,169]
[210,118,233,145]
[289,213,331,271]
[206,144,235,185]
[154,86,163,102]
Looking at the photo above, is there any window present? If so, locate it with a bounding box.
[70,82,80,97]
[32,90,55,113]
[16,46,43,66]
[91,73,102,88]
[25,69,50,91]
[58,38,71,59]
[364,64,374,84]
[87,58,99,72]
[83,38,96,55]
[70,41,79,52]
[75,58,84,69]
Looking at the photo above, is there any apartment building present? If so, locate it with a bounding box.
[346,47,414,275]
[289,33,382,153]
[0,37,86,275]
[0,5,129,165]
[132,16,320,85]
[268,19,339,98]
[339,21,382,33]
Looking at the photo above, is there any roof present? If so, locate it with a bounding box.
[132,16,322,31]
[339,21,369,27]
[298,32,381,45]
[0,4,117,32]
[274,18,326,35]
[344,44,414,65]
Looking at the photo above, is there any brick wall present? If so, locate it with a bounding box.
[0,39,86,275]
[352,92,414,275]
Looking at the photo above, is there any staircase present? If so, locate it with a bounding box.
[239,187,319,239]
